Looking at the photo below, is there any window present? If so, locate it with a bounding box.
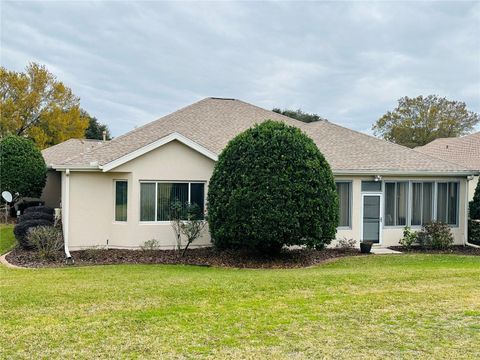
[437,182,459,225]
[336,182,351,227]
[362,181,381,192]
[140,182,205,222]
[411,182,434,226]
[384,182,408,226]
[115,180,128,222]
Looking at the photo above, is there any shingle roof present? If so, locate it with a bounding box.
[42,139,106,167]
[49,98,474,174]
[414,132,480,171]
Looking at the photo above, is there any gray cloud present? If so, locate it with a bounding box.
[1,1,479,136]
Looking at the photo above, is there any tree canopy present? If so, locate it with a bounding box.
[0,63,89,149]
[0,134,47,198]
[272,108,325,123]
[83,111,112,140]
[207,120,339,253]
[372,95,479,148]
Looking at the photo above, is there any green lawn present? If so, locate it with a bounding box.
[1,255,479,359]
[0,224,15,254]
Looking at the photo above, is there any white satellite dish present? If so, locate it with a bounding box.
[1,191,12,203]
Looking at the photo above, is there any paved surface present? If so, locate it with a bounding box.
[371,247,402,255]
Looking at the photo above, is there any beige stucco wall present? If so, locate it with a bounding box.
[62,140,470,250]
[66,140,215,250]
[41,170,61,208]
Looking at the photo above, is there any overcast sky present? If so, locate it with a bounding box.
[1,1,479,137]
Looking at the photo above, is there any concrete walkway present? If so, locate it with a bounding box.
[371,247,402,255]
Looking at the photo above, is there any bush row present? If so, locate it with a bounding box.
[13,205,56,250]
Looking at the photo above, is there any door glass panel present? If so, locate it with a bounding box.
[363,195,380,243]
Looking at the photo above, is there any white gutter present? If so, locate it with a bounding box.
[63,169,72,260]
[333,169,479,177]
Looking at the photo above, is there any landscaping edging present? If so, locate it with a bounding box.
[0,251,27,269]
[5,247,366,269]
[388,245,480,255]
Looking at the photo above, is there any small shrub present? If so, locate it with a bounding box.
[19,212,54,223]
[26,226,63,260]
[399,226,417,250]
[24,206,54,215]
[170,202,207,256]
[141,239,161,251]
[417,221,454,250]
[14,219,53,249]
[335,237,357,251]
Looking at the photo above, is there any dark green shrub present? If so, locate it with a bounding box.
[207,120,339,253]
[417,221,454,249]
[19,212,54,223]
[14,219,53,249]
[14,197,45,215]
[26,226,63,259]
[468,220,480,245]
[24,205,54,215]
[0,135,47,198]
[469,180,480,220]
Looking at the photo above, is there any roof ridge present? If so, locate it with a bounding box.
[310,120,471,170]
[232,98,321,127]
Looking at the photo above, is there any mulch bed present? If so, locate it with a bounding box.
[5,247,366,269]
[389,245,480,255]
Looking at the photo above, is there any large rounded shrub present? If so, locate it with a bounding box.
[207,120,339,253]
[0,135,47,198]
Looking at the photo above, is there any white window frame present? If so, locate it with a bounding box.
[113,179,128,223]
[335,180,352,229]
[382,180,460,229]
[436,181,460,227]
[139,180,206,224]
[410,181,435,228]
[383,181,409,228]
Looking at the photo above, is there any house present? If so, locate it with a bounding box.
[415,132,480,202]
[41,98,478,255]
[41,139,106,208]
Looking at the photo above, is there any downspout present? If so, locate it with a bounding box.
[465,176,480,248]
[64,169,73,260]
